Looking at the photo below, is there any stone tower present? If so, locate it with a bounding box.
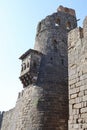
[19,5,77,130]
[0,6,77,130]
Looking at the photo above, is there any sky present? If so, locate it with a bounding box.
[0,0,87,111]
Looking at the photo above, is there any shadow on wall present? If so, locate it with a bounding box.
[0,112,4,129]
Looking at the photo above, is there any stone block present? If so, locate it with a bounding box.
[83,95,87,101]
[73,124,79,129]
[70,93,78,99]
[81,107,87,113]
[73,103,81,109]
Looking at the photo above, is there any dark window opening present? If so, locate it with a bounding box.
[55,18,60,26]
[27,62,29,67]
[66,21,71,30]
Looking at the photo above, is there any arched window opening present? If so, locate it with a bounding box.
[55,18,60,27]
[66,21,71,30]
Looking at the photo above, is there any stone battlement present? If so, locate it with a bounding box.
[57,5,76,17]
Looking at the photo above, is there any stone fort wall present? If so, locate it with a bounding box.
[0,6,74,130]
[0,6,87,130]
[0,85,44,130]
[68,17,87,130]
[0,109,14,130]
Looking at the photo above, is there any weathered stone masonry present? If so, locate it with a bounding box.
[68,17,87,130]
[0,5,77,130]
[0,5,87,130]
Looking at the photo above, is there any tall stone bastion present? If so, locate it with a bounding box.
[0,5,87,130]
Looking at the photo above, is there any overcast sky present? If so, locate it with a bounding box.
[0,0,87,111]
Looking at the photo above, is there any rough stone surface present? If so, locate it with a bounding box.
[33,7,77,130]
[1,5,87,130]
[68,18,87,130]
[0,109,14,130]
